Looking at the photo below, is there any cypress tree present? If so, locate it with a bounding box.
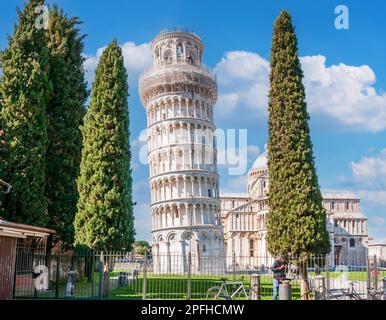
[0,124,9,215]
[45,6,87,246]
[74,40,135,252]
[0,0,51,225]
[266,11,330,298]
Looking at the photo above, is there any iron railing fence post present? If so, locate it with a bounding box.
[232,252,236,282]
[250,274,261,300]
[55,252,60,299]
[314,274,326,300]
[12,246,18,300]
[374,255,378,292]
[325,254,330,300]
[91,252,95,298]
[142,252,148,300]
[98,251,103,299]
[366,255,371,299]
[187,252,192,300]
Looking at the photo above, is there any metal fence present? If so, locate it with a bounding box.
[8,249,386,300]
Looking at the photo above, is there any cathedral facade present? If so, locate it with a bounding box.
[220,145,370,269]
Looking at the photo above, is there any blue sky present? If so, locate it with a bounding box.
[1,0,386,243]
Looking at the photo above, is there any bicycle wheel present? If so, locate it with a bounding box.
[206,286,228,300]
[372,292,383,300]
[231,287,249,300]
[313,286,326,300]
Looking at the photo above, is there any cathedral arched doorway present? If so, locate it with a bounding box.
[334,245,342,265]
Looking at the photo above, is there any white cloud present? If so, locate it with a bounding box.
[215,51,386,132]
[371,216,386,225]
[215,51,270,121]
[133,180,149,194]
[301,55,386,132]
[120,41,152,83]
[350,149,386,188]
[220,174,248,195]
[216,93,239,113]
[84,45,386,132]
[130,129,148,169]
[357,190,386,207]
[84,41,152,87]
[339,151,386,242]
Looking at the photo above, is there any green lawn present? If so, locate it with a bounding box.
[17,270,385,300]
[309,270,386,281]
[110,274,301,300]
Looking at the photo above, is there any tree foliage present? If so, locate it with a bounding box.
[0,128,9,215]
[0,0,51,225]
[266,11,330,258]
[133,240,151,255]
[45,6,87,246]
[74,40,135,251]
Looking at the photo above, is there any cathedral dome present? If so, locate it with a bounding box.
[252,144,268,170]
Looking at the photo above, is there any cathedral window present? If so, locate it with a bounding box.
[194,47,199,62]
[202,244,206,253]
[331,202,335,210]
[184,233,192,241]
[349,238,355,247]
[187,52,194,64]
[249,239,254,257]
[163,49,172,64]
[177,43,183,57]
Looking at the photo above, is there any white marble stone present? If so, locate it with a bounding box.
[139,29,226,274]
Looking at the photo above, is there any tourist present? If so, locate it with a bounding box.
[271,255,288,300]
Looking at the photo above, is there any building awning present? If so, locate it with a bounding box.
[0,219,56,239]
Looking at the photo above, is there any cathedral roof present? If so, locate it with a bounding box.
[220,193,250,198]
[321,191,360,200]
[330,211,367,219]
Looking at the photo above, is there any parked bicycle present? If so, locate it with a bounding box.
[206,277,259,300]
[328,281,366,300]
[367,286,383,300]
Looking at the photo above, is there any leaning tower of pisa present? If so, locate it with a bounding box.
[139,28,225,274]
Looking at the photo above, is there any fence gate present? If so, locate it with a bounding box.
[13,239,48,298]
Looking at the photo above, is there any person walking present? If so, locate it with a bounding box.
[271,255,288,300]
